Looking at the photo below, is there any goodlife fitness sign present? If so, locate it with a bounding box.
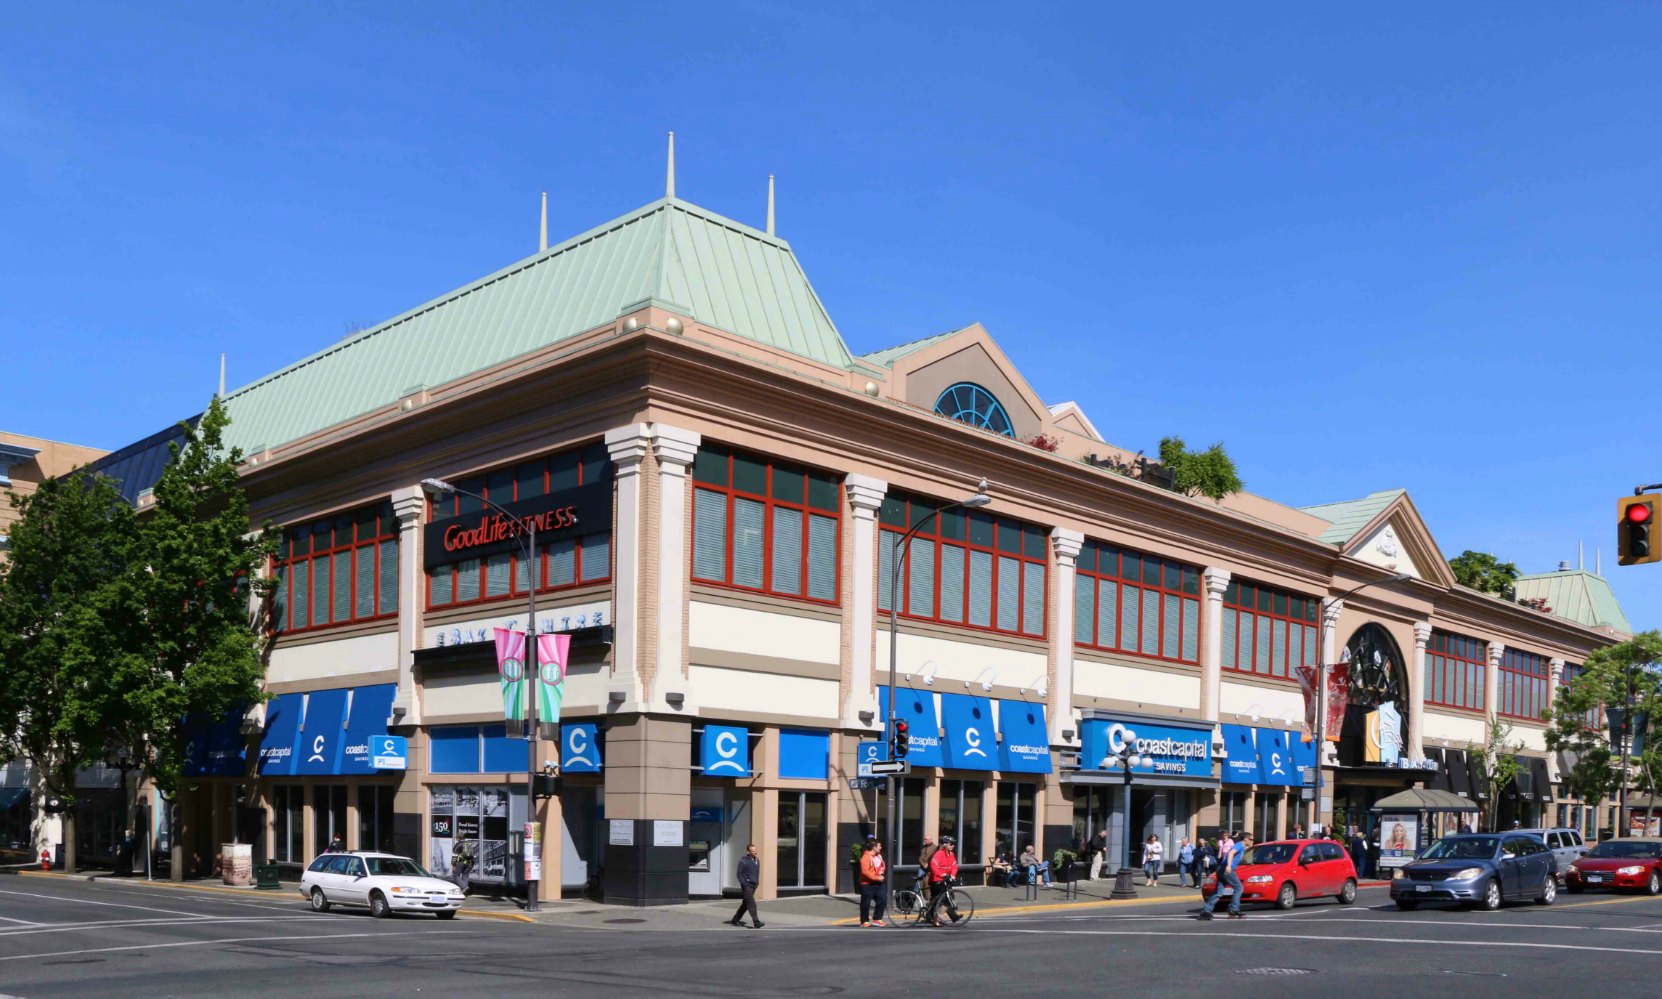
[422,481,612,571]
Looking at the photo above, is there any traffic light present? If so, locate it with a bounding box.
[1618,494,1661,566]
[893,719,910,758]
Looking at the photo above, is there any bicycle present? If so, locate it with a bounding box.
[891,875,974,927]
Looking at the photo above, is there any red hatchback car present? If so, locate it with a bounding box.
[1203,839,1360,910]
[1566,837,1662,894]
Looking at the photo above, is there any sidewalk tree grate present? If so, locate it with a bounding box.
[603,918,647,924]
[1236,968,1314,977]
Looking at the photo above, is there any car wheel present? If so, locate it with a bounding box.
[1394,899,1418,911]
[309,887,330,913]
[1276,882,1297,910]
[369,891,391,918]
[1649,871,1661,896]
[1480,878,1503,911]
[1536,876,1556,906]
[1338,879,1357,905]
[435,910,457,920]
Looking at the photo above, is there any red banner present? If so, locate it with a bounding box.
[1325,662,1350,743]
[1295,664,1319,743]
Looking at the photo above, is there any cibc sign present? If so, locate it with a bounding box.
[423,481,612,571]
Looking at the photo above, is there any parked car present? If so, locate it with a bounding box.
[1390,833,1557,911]
[1201,839,1359,909]
[1566,837,1662,894]
[299,851,465,918]
[1514,827,1589,878]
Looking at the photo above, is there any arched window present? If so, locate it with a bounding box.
[933,382,1014,437]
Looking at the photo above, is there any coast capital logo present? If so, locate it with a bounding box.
[308,733,327,764]
[704,726,748,775]
[962,726,988,758]
[1268,749,1288,779]
[566,726,596,768]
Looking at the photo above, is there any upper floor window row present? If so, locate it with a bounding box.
[1222,580,1319,681]
[275,502,399,633]
[691,445,841,604]
[1499,647,1549,721]
[1560,662,1600,731]
[426,443,613,610]
[1425,629,1486,712]
[878,494,1046,638]
[1073,541,1200,665]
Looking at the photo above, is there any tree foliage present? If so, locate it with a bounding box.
[1448,550,1520,598]
[1546,631,1662,824]
[1156,437,1243,501]
[1467,718,1526,833]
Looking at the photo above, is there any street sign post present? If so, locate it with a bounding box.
[869,759,911,776]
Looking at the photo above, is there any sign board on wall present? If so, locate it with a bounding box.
[653,821,683,847]
[423,481,612,571]
[1081,717,1213,779]
[609,819,634,846]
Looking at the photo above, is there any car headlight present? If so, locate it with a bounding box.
[389,886,420,894]
[1452,868,1483,881]
[1245,875,1273,883]
[1393,868,1405,880]
[1617,866,1645,876]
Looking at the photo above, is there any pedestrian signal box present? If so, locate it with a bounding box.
[1619,494,1661,566]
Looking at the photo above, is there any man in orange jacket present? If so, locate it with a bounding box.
[858,837,888,927]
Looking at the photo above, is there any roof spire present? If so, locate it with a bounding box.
[1579,539,1584,571]
[766,174,775,236]
[218,352,226,398]
[1597,547,1603,576]
[665,131,675,199]
[539,192,548,252]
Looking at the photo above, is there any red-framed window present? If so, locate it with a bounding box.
[1425,629,1487,712]
[1560,662,1600,731]
[1221,579,1318,681]
[275,502,399,633]
[690,445,841,604]
[426,442,613,610]
[1498,647,1549,721]
[877,493,1046,638]
[1073,540,1200,665]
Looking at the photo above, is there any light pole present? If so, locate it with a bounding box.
[422,477,543,912]
[1310,573,1412,835]
[884,478,990,903]
[1104,736,1144,899]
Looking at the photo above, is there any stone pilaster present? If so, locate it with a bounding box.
[391,485,426,723]
[1548,658,1565,716]
[1049,528,1084,745]
[648,424,700,711]
[604,424,653,709]
[1411,623,1431,759]
[1201,567,1231,723]
[844,474,887,728]
[1485,641,1504,724]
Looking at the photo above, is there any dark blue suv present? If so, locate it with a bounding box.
[1390,833,1557,911]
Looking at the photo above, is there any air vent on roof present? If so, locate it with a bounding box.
[1558,561,1572,572]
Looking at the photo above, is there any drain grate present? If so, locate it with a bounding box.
[1236,968,1315,977]
[603,917,647,924]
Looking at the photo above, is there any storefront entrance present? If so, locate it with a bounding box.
[559,785,605,895]
[776,791,827,894]
[429,785,526,886]
[688,787,751,897]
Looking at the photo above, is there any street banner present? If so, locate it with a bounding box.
[1295,664,1319,743]
[1325,659,1351,743]
[535,632,570,737]
[493,627,527,729]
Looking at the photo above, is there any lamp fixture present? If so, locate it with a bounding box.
[1020,673,1048,699]
[906,660,940,687]
[968,668,997,692]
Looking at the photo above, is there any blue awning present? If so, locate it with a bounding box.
[996,699,1051,774]
[258,693,305,775]
[1255,728,1298,787]
[778,729,830,780]
[339,684,397,776]
[940,692,996,771]
[183,709,247,777]
[293,688,349,776]
[1221,724,1264,785]
[879,686,944,767]
[0,788,28,812]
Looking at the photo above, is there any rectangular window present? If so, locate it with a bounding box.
[426,442,613,610]
[995,782,1038,863]
[1426,630,1487,711]
[272,785,304,863]
[881,496,1045,638]
[1220,579,1317,682]
[1074,542,1199,665]
[275,502,399,633]
[1499,647,1549,721]
[1561,663,1601,731]
[939,780,984,865]
[356,785,397,855]
[691,444,841,605]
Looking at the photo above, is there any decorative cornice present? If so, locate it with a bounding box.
[845,473,888,513]
[651,423,701,468]
[1413,622,1432,646]
[1203,566,1232,597]
[604,423,653,475]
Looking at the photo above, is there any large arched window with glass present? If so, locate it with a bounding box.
[933,382,1015,437]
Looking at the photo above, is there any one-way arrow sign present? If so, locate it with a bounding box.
[869,760,911,776]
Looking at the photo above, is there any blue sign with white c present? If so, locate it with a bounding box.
[562,723,602,773]
[371,735,408,771]
[857,740,885,777]
[701,724,751,777]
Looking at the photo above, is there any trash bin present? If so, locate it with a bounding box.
[255,863,281,890]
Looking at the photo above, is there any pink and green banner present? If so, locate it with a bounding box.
[493,627,528,726]
[536,633,570,735]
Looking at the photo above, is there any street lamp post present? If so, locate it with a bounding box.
[1310,573,1412,835]
[883,479,990,904]
[1104,738,1144,900]
[422,477,543,912]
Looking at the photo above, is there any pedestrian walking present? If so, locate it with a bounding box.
[1348,826,1368,877]
[1177,838,1195,887]
[326,834,344,853]
[1291,823,1305,840]
[858,840,888,927]
[1142,834,1164,886]
[727,843,764,928]
[1199,832,1250,920]
[1193,838,1215,890]
[1089,829,1108,881]
[451,839,476,895]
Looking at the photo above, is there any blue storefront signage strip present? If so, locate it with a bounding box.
[1256,728,1298,787]
[940,693,997,771]
[878,686,945,768]
[778,729,830,780]
[257,693,305,776]
[700,724,751,777]
[339,684,397,776]
[183,709,247,777]
[1080,717,1213,778]
[1221,724,1265,784]
[293,688,349,775]
[562,722,602,773]
[1220,725,1306,787]
[996,700,1052,774]
[1289,734,1318,785]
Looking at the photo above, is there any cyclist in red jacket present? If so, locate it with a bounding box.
[928,836,961,926]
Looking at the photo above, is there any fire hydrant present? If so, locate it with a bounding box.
[40,848,51,872]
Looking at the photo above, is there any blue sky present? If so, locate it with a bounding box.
[3,3,1658,627]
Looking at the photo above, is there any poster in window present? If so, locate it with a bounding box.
[456,786,480,814]
[430,815,453,839]
[481,787,507,817]
[456,814,481,841]
[431,788,454,813]
[482,838,507,879]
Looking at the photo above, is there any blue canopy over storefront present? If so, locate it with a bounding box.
[258,692,304,775]
[259,685,400,777]
[940,692,996,771]
[339,684,397,776]
[996,699,1051,774]
[184,709,247,777]
[878,686,944,768]
[1221,724,1264,784]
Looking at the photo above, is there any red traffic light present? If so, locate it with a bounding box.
[894,721,909,733]
[1628,503,1653,525]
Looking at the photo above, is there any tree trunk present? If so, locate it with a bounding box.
[170,789,187,882]
[62,809,77,875]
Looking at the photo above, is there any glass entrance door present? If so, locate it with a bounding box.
[777,792,827,892]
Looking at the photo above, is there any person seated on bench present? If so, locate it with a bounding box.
[987,852,1013,886]
[1018,844,1053,888]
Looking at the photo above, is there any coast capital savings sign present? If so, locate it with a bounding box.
[422,480,612,571]
[1086,718,1211,778]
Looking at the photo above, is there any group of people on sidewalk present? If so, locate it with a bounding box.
[855,833,962,928]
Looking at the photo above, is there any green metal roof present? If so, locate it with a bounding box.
[859,328,966,368]
[1513,570,1633,635]
[218,197,852,453]
[1299,489,1406,545]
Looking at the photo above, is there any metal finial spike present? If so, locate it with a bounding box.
[218,353,226,397]
[539,192,548,252]
[666,131,675,199]
[766,174,775,236]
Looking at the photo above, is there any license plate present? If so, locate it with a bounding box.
[1587,876,1606,883]
[1416,884,1431,892]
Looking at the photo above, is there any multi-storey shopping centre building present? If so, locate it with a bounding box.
[19,180,1634,904]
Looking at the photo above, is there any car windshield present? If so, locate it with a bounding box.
[365,857,428,877]
[1420,837,1499,861]
[1241,844,1296,865]
[1587,841,1662,859]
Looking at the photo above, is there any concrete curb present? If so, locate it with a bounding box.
[829,891,1201,926]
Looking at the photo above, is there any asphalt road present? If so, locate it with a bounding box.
[4,877,1662,998]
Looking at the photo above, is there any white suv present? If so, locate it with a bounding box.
[300,851,465,918]
[1514,828,1588,879]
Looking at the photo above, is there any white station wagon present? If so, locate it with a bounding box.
[300,851,465,918]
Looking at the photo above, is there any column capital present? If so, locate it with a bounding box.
[1051,527,1084,563]
[605,423,653,475]
[650,423,701,469]
[1486,641,1505,665]
[1550,657,1566,680]
[391,484,425,524]
[1413,622,1432,646]
[845,473,888,514]
[1203,566,1232,597]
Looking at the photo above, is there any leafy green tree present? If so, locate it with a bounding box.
[1156,437,1243,501]
[0,468,137,872]
[1546,631,1662,836]
[1448,550,1520,598]
[1467,718,1526,833]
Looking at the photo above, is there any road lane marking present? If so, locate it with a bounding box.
[0,915,41,926]
[0,915,320,938]
[0,928,475,963]
[971,926,1662,957]
[0,889,207,919]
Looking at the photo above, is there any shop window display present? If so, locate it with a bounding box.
[430,786,511,882]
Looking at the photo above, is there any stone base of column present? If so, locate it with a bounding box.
[604,820,689,907]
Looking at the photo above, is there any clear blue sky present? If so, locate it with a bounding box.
[3,3,1658,628]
